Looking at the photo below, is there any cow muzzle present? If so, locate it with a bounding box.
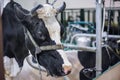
[63,65,72,75]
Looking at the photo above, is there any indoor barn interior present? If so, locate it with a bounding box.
[0,0,120,80]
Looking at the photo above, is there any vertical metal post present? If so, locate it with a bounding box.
[93,10,96,24]
[80,9,85,21]
[88,10,90,22]
[96,0,103,76]
[46,0,49,3]
[0,0,5,80]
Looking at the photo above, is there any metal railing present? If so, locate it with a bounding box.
[58,7,120,35]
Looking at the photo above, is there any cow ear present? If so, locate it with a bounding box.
[31,4,43,16]
[56,2,66,13]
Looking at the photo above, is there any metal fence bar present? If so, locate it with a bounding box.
[63,43,96,52]
[70,33,120,39]
[62,7,120,30]
[95,0,102,76]
[0,0,5,79]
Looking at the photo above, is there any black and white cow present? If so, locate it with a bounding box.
[78,39,120,80]
[2,0,72,78]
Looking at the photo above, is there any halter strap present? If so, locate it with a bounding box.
[24,27,64,54]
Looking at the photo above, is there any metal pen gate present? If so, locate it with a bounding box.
[60,6,120,36]
[59,0,120,77]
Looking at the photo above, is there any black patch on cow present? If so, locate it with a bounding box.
[37,41,65,76]
[2,1,29,67]
[38,50,65,76]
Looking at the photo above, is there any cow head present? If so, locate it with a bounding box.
[14,2,72,77]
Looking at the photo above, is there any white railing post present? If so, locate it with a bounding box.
[95,0,103,76]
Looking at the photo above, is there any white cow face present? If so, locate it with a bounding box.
[34,2,72,77]
[36,4,57,19]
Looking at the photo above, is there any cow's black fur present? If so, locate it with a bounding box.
[2,1,66,76]
[78,39,120,80]
[2,1,29,67]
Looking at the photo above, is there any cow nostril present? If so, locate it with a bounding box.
[67,70,71,75]
[63,65,72,75]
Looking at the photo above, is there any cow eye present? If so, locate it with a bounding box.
[38,31,46,40]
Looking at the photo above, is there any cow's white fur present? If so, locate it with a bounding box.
[4,56,22,77]
[37,4,72,67]
[37,4,57,19]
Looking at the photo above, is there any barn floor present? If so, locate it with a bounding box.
[94,62,120,80]
[5,50,120,80]
[5,50,83,80]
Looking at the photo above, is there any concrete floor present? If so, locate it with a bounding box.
[5,50,120,80]
[95,62,120,80]
[5,50,83,80]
